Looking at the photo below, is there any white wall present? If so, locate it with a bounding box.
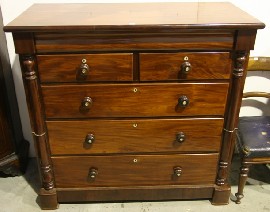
[1,0,270,156]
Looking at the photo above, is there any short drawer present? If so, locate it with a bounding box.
[47,118,223,155]
[37,53,133,82]
[52,153,219,187]
[42,83,229,118]
[140,52,231,81]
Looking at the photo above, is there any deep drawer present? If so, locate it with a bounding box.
[47,118,223,155]
[42,83,229,118]
[140,52,232,81]
[52,153,219,187]
[37,53,133,82]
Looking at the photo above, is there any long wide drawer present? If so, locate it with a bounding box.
[35,31,234,53]
[140,52,232,81]
[42,83,229,118]
[52,153,219,187]
[37,53,133,82]
[47,118,223,155]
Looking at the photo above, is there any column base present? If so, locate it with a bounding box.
[211,185,231,205]
[38,188,59,210]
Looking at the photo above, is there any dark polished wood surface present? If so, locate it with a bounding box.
[42,83,229,118]
[140,52,232,80]
[57,185,214,202]
[52,153,219,187]
[47,118,223,155]
[4,2,265,209]
[37,53,133,82]
[33,31,234,53]
[4,3,264,32]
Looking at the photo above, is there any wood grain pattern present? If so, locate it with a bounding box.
[47,118,223,155]
[52,153,219,187]
[4,3,264,32]
[34,32,233,52]
[42,83,229,118]
[37,53,133,82]
[12,33,35,54]
[57,186,214,202]
[140,52,232,80]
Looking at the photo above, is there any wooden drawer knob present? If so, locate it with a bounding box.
[81,97,93,111]
[176,132,185,143]
[79,63,90,76]
[85,133,95,144]
[178,95,189,107]
[88,167,98,182]
[174,166,182,177]
[181,61,191,74]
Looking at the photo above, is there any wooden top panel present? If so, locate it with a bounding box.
[4,2,265,32]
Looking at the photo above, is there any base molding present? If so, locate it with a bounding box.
[57,185,214,203]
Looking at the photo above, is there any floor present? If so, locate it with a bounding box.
[0,156,269,212]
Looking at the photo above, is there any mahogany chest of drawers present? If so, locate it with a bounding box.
[4,3,264,209]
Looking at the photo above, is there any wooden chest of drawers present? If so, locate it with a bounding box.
[4,3,264,209]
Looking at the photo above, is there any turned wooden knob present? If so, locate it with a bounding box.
[178,95,189,107]
[88,168,98,181]
[176,132,185,143]
[81,97,93,110]
[181,61,191,74]
[79,63,89,76]
[174,167,182,177]
[85,133,95,144]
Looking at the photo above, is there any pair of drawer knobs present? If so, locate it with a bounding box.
[84,132,186,145]
[81,96,190,110]
[78,60,192,77]
[87,166,182,182]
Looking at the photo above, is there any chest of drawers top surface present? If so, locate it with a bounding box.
[4,2,264,210]
[4,2,264,31]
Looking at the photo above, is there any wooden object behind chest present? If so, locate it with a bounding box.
[4,3,264,209]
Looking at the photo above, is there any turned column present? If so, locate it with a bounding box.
[20,55,58,209]
[212,51,249,204]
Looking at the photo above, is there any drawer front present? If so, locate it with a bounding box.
[42,83,229,118]
[52,154,219,187]
[37,53,133,82]
[47,118,223,155]
[35,32,233,53]
[140,52,232,81]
